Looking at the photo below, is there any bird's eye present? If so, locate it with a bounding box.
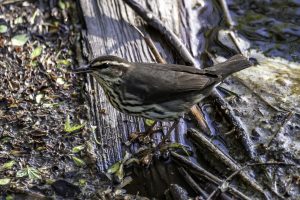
[100,63,110,69]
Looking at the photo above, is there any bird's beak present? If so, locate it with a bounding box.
[71,64,93,73]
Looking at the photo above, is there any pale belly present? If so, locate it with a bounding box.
[127,93,207,120]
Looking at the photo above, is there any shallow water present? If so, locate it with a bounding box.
[229,0,300,62]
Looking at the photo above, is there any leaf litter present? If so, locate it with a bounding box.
[0,0,110,199]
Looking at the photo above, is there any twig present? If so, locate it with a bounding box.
[235,76,283,112]
[265,111,294,148]
[0,0,25,5]
[159,119,179,145]
[178,167,209,198]
[217,85,240,97]
[228,31,243,54]
[206,189,222,200]
[171,152,220,185]
[212,89,256,159]
[218,0,235,28]
[218,0,243,55]
[171,152,251,200]
[123,0,195,66]
[208,162,295,200]
[131,25,166,64]
[9,188,47,199]
[187,128,266,196]
[189,105,210,134]
[227,162,296,182]
[218,0,243,54]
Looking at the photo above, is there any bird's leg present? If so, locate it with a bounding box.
[142,120,163,142]
[144,120,158,135]
[159,119,179,146]
[129,120,162,144]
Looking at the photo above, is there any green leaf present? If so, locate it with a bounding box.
[124,158,140,165]
[57,59,71,66]
[27,166,42,180]
[78,179,86,187]
[58,0,66,9]
[0,25,8,33]
[14,17,23,24]
[0,160,16,171]
[31,46,43,59]
[46,179,55,185]
[166,143,183,148]
[5,194,13,200]
[107,161,121,174]
[115,163,124,181]
[1,136,13,144]
[107,161,124,181]
[72,145,85,153]
[161,143,190,156]
[30,9,39,25]
[29,60,38,67]
[72,156,86,167]
[11,34,29,46]
[16,169,27,178]
[0,178,10,185]
[145,119,155,126]
[64,115,85,133]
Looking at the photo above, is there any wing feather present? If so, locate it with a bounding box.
[120,63,218,105]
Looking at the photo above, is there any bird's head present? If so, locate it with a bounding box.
[74,55,130,83]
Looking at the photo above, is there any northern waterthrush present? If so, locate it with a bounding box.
[74,54,252,120]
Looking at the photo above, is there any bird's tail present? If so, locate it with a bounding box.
[205,54,253,79]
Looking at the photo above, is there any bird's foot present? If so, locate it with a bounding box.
[128,127,162,144]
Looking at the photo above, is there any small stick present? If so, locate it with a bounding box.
[212,89,256,159]
[178,167,209,198]
[132,25,166,64]
[265,111,294,148]
[171,152,251,200]
[208,162,295,200]
[228,31,243,54]
[124,0,195,66]
[190,105,210,134]
[187,128,266,196]
[218,0,235,28]
[8,188,47,199]
[218,0,243,56]
[226,162,296,182]
[0,0,25,5]
[207,189,222,200]
[235,76,282,112]
[159,119,179,145]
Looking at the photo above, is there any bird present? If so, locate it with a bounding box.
[73,54,252,120]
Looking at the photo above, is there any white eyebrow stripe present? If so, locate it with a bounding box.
[95,61,131,68]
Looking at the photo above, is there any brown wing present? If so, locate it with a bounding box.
[120,62,219,105]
